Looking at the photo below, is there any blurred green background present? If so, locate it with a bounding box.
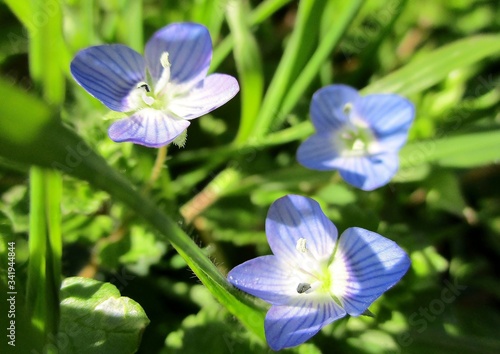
[1,0,500,353]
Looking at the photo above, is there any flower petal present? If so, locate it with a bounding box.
[145,22,212,91]
[227,256,300,305]
[353,94,415,150]
[297,133,340,171]
[265,298,346,350]
[70,44,146,112]
[266,195,338,264]
[332,227,410,316]
[168,74,240,120]
[108,108,190,147]
[297,135,399,190]
[310,84,360,132]
[337,153,399,191]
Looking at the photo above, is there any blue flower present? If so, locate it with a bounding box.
[70,22,239,148]
[228,195,410,350]
[297,84,415,191]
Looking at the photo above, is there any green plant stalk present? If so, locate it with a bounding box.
[27,168,48,344]
[26,0,64,350]
[82,0,95,46]
[44,169,62,336]
[26,168,61,353]
[249,0,325,139]
[29,0,65,105]
[278,0,363,123]
[226,0,264,145]
[190,0,225,37]
[180,166,242,223]
[351,0,409,85]
[249,0,292,24]
[211,0,292,71]
[117,0,143,51]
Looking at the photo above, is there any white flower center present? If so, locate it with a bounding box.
[328,250,350,300]
[126,51,176,112]
[334,103,379,157]
[294,238,331,296]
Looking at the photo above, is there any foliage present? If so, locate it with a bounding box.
[1,0,500,353]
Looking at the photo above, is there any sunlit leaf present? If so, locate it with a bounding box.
[58,277,149,354]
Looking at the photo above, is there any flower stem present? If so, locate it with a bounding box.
[180,167,241,223]
[146,145,168,191]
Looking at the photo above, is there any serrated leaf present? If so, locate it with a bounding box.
[58,277,149,354]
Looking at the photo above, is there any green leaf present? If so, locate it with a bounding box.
[315,184,357,206]
[250,0,327,139]
[425,170,468,217]
[346,329,399,354]
[399,130,500,172]
[278,0,363,128]
[363,34,500,96]
[119,226,167,276]
[164,286,266,354]
[58,277,149,354]
[226,0,264,145]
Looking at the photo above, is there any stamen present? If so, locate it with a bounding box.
[160,52,171,68]
[137,81,151,92]
[343,103,352,115]
[296,283,311,294]
[352,139,365,151]
[296,238,308,253]
[155,52,172,96]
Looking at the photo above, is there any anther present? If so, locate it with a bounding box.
[296,238,308,253]
[136,81,151,92]
[343,103,352,115]
[297,283,312,294]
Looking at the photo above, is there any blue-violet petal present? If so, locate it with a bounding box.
[266,195,338,263]
[265,298,346,351]
[108,108,190,147]
[70,44,146,112]
[310,84,360,132]
[145,22,212,91]
[334,227,411,316]
[168,74,240,120]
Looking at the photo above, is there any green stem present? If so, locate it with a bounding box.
[279,0,363,122]
[27,168,47,338]
[226,0,264,145]
[27,168,61,353]
[180,167,241,223]
[249,0,324,139]
[211,0,292,72]
[117,0,143,51]
[26,0,64,351]
[44,169,62,339]
[145,145,168,192]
